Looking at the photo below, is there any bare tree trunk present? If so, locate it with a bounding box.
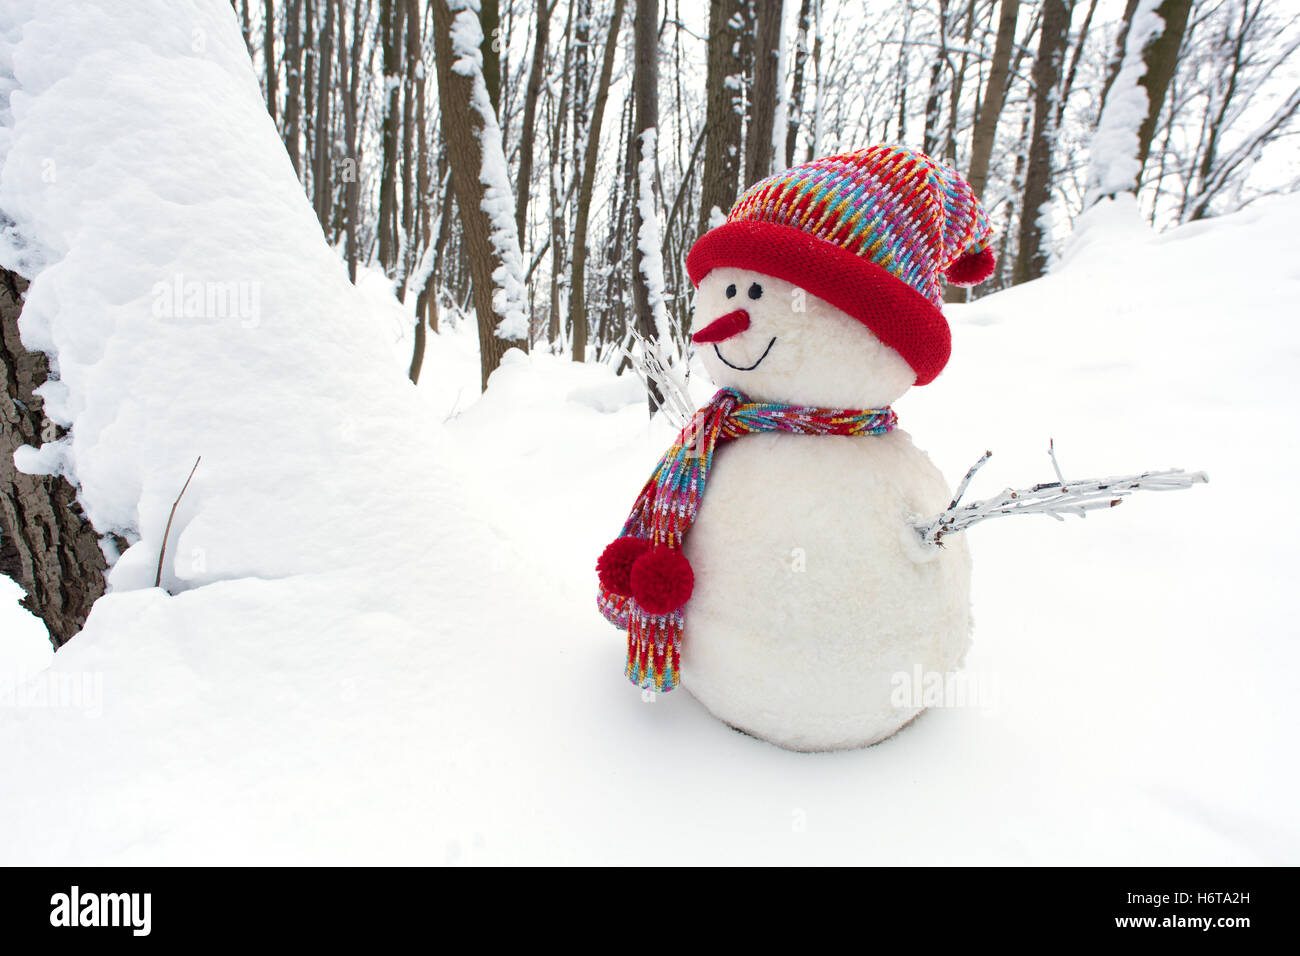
[312,0,334,231]
[303,0,317,194]
[481,0,502,116]
[1058,0,1099,127]
[966,0,1018,201]
[338,0,360,282]
[1013,0,1071,285]
[514,0,553,246]
[784,0,812,168]
[569,0,625,364]
[744,0,784,189]
[699,0,746,231]
[284,0,303,175]
[547,0,575,345]
[264,0,278,123]
[397,0,420,301]
[432,0,528,389]
[806,0,823,161]
[414,0,431,265]
[945,0,976,166]
[378,0,403,276]
[631,0,663,411]
[923,0,949,159]
[1,270,108,648]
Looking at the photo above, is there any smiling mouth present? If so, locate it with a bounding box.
[714,337,777,371]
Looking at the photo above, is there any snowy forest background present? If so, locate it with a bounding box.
[241,0,1296,387]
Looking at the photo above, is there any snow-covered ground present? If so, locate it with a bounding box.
[1,0,1297,864]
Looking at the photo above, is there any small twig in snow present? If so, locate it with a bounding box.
[155,456,201,589]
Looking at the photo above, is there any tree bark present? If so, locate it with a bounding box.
[481,0,502,116]
[432,0,528,390]
[514,0,553,246]
[303,0,317,193]
[966,0,1018,202]
[338,0,360,282]
[1014,0,1071,285]
[311,0,334,232]
[784,0,812,168]
[263,0,278,123]
[699,0,746,231]
[547,0,575,345]
[922,0,949,159]
[378,0,403,276]
[1058,0,1099,127]
[283,0,303,175]
[744,0,784,189]
[1,270,108,648]
[568,0,625,363]
[632,0,663,411]
[1099,0,1141,119]
[945,0,976,166]
[1135,0,1193,175]
[398,0,420,299]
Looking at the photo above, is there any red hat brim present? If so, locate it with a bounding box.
[686,220,951,386]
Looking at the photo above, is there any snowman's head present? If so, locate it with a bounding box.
[691,268,917,409]
[684,145,1001,410]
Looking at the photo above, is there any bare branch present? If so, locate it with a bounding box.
[155,456,202,590]
[913,445,1208,550]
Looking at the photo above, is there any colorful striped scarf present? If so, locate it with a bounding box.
[597,387,898,693]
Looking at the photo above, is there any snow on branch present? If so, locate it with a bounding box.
[447,0,528,341]
[1187,83,1300,220]
[635,127,672,346]
[1084,0,1165,206]
[912,441,1208,550]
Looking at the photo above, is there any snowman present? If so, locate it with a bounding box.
[597,145,1005,751]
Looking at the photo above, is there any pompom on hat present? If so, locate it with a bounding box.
[687,144,995,386]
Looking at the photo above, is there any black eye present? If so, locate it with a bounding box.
[748,282,763,300]
[725,283,737,298]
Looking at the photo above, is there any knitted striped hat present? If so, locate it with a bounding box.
[686,144,995,386]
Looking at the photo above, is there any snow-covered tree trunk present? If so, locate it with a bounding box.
[1084,0,1191,207]
[631,0,667,413]
[432,0,529,390]
[0,270,108,647]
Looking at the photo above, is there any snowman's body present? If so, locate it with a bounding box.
[676,266,973,751]
[681,430,971,751]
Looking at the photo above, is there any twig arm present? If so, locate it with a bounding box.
[911,445,1208,552]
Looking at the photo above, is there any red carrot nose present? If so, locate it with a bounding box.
[692,310,751,344]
